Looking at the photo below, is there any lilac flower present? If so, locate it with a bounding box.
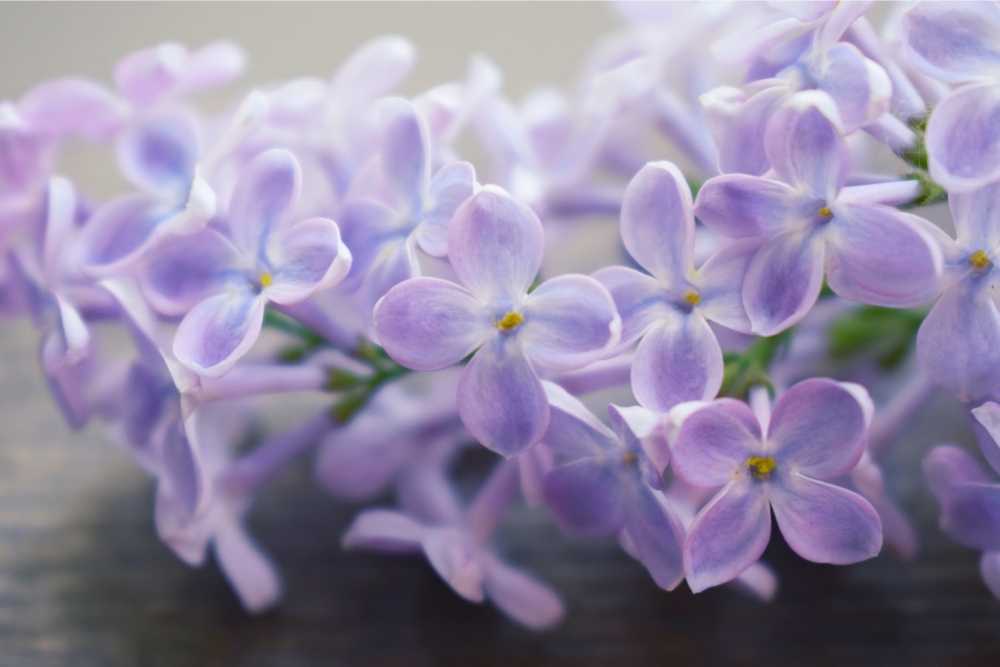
[595,161,754,411]
[898,2,1000,191]
[695,91,942,335]
[140,148,352,376]
[924,442,1000,599]
[343,460,564,629]
[339,97,478,308]
[373,186,620,456]
[672,379,882,592]
[916,182,1000,402]
[539,382,685,590]
[114,41,246,108]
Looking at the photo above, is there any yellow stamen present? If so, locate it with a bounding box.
[747,455,777,480]
[818,206,833,219]
[258,271,274,288]
[496,311,524,331]
[970,249,992,271]
[683,290,702,306]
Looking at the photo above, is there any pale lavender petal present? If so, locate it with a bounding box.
[949,181,1000,250]
[981,552,1000,599]
[815,43,892,131]
[330,35,416,104]
[696,239,758,334]
[214,522,283,613]
[672,401,760,487]
[540,381,618,464]
[927,82,1000,192]
[377,97,430,207]
[417,161,476,257]
[173,291,266,377]
[79,194,176,273]
[154,490,211,566]
[923,444,992,503]
[228,148,301,258]
[139,227,240,316]
[623,486,686,591]
[899,2,1000,83]
[742,230,825,336]
[768,378,868,478]
[972,402,1000,476]
[373,277,491,371]
[341,509,426,552]
[18,78,126,141]
[693,174,801,239]
[631,311,723,412]
[764,91,847,199]
[39,331,90,430]
[422,528,485,602]
[457,338,549,456]
[158,419,207,519]
[0,104,50,196]
[592,265,669,346]
[700,82,788,176]
[814,1,873,54]
[543,458,626,537]
[358,235,422,313]
[448,186,543,301]
[771,473,882,564]
[115,42,245,106]
[620,161,694,284]
[264,217,352,304]
[684,481,771,593]
[337,199,401,289]
[521,274,620,371]
[917,282,1000,402]
[180,41,246,94]
[116,110,200,199]
[483,557,564,630]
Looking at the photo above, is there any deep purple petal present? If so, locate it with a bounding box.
[742,230,825,336]
[926,83,1000,192]
[631,311,723,412]
[543,457,627,537]
[764,91,847,199]
[620,161,694,284]
[264,217,352,304]
[173,291,266,377]
[457,338,549,456]
[521,273,620,371]
[826,203,942,307]
[373,277,490,371]
[684,480,771,593]
[771,473,882,564]
[672,401,760,487]
[448,186,543,301]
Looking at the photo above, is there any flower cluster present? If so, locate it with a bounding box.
[3,2,1000,628]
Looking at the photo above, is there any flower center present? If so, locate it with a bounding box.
[747,455,776,480]
[683,290,701,306]
[818,206,833,219]
[258,271,274,288]
[970,249,992,271]
[622,450,638,465]
[496,311,524,331]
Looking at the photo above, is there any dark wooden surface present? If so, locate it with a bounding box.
[2,321,1000,666]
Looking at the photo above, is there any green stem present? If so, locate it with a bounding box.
[719,329,794,399]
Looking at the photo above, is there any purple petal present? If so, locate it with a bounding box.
[631,311,723,412]
[116,109,200,200]
[672,400,760,487]
[227,148,301,258]
[949,181,1000,250]
[541,381,618,463]
[0,104,50,196]
[684,481,771,593]
[265,217,352,304]
[483,557,564,630]
[814,43,892,131]
[923,444,992,503]
[180,42,246,94]
[422,528,485,602]
[696,239,758,334]
[926,82,1000,192]
[700,82,788,176]
[764,91,847,199]
[330,36,416,105]
[341,509,426,552]
[448,186,543,301]
[115,42,245,106]
[972,402,1000,476]
[214,522,283,613]
[768,378,868,478]
[623,486,686,591]
[917,282,1000,402]
[742,230,825,336]
[592,265,669,346]
[376,97,430,207]
[521,274,620,371]
[79,194,175,273]
[158,418,207,519]
[938,481,1000,551]
[139,227,240,316]
[899,2,1000,83]
[358,234,422,313]
[693,174,802,239]
[457,338,549,456]
[771,473,882,564]
[417,161,477,257]
[981,552,1000,599]
[543,457,626,536]
[18,78,125,141]
[373,277,490,371]
[337,199,401,289]
[173,291,266,377]
[620,161,694,284]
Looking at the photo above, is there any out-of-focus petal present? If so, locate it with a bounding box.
[79,194,176,274]
[214,522,283,613]
[543,457,626,537]
[418,161,476,257]
[620,161,694,284]
[972,402,1000,476]
[422,528,485,602]
[742,230,825,336]
[18,78,126,141]
[330,35,416,105]
[815,43,892,131]
[483,557,564,630]
[116,110,200,200]
[173,291,266,377]
[376,97,430,208]
[771,473,882,564]
[927,83,1000,193]
[981,552,1000,599]
[373,277,491,371]
[341,509,426,552]
[623,486,686,591]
